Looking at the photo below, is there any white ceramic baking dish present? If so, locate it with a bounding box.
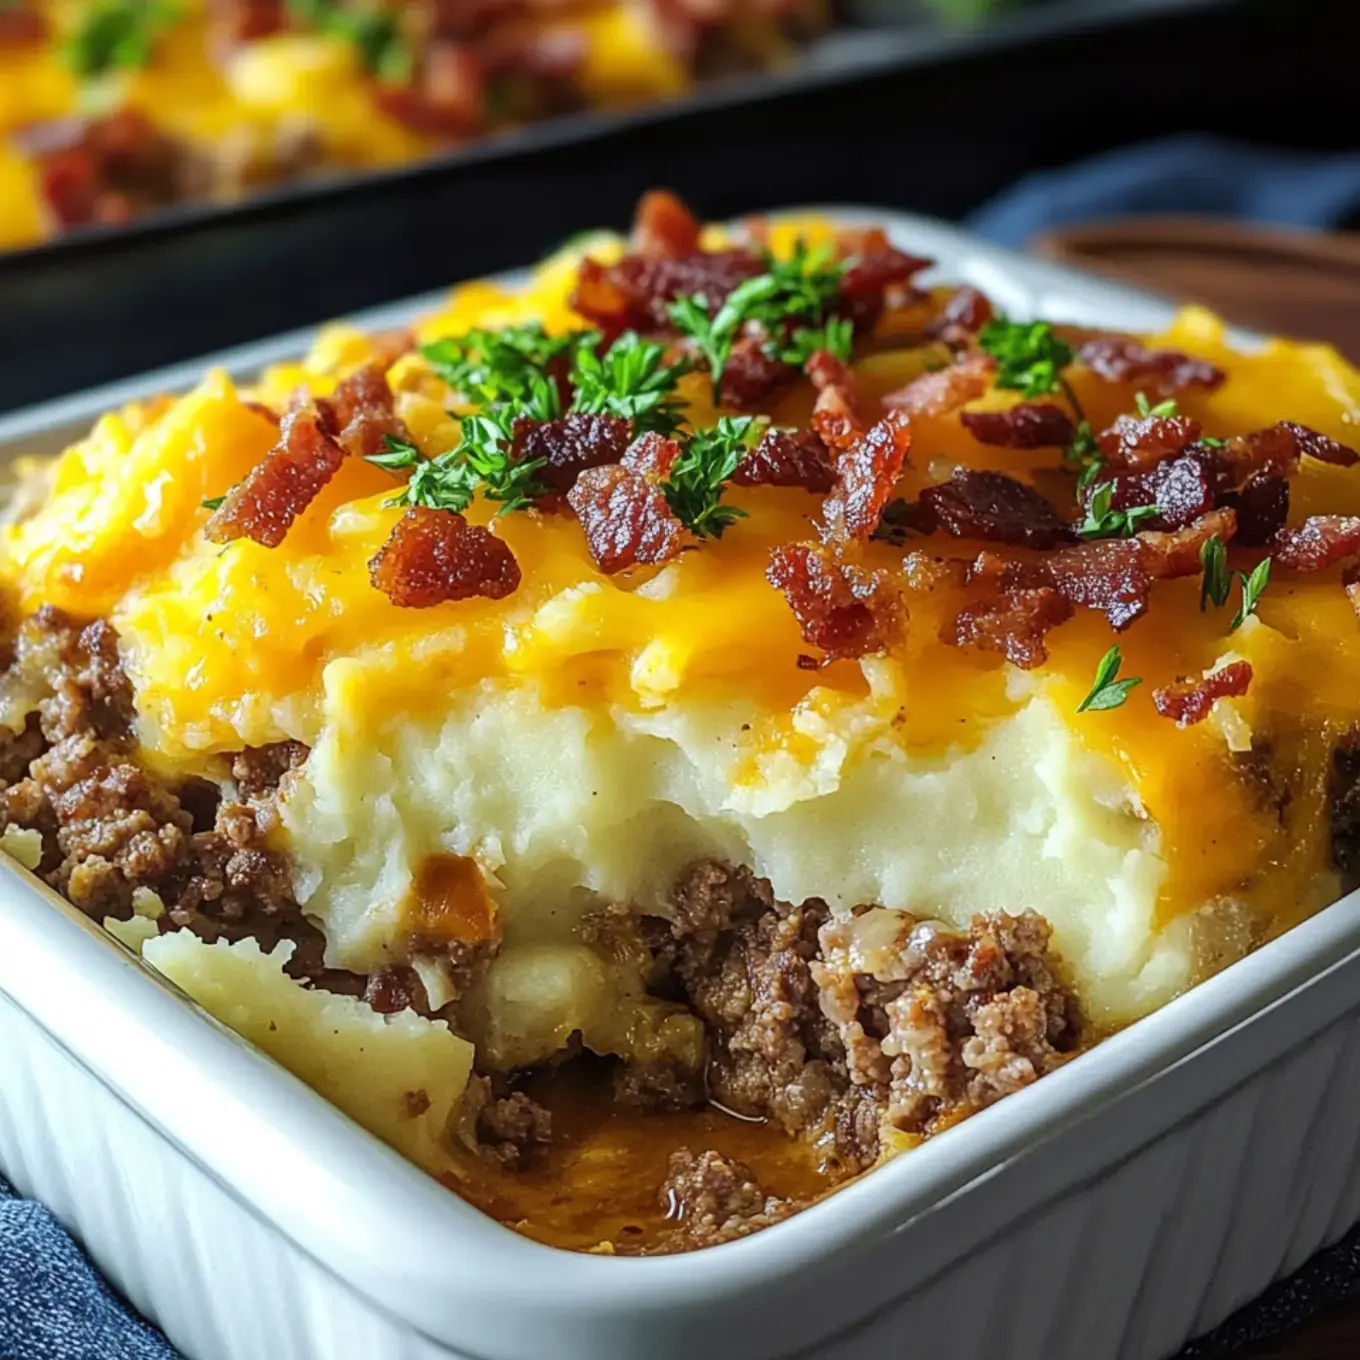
[1,212,1357,1360]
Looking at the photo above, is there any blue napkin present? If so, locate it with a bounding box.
[0,1176,176,1360]
[966,132,1360,247]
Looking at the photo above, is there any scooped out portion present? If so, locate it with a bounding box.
[2,190,1359,1252]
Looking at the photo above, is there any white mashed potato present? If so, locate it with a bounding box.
[283,658,1183,1036]
[138,932,473,1173]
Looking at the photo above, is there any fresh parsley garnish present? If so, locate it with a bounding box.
[977,316,1075,399]
[286,0,413,81]
[569,331,690,435]
[201,495,225,512]
[1063,420,1104,490]
[63,0,181,77]
[1078,482,1160,539]
[1229,556,1271,632]
[667,242,847,396]
[1077,645,1142,713]
[777,316,855,369]
[371,413,546,517]
[1199,435,1227,449]
[421,324,576,414]
[1134,391,1179,419]
[1199,533,1231,611]
[661,417,756,539]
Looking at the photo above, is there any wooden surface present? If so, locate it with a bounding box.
[1032,217,1360,361]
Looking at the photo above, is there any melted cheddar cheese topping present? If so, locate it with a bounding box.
[4,218,1360,987]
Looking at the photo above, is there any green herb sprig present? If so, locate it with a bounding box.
[667,242,848,396]
[569,331,690,435]
[977,316,1075,400]
[1077,645,1142,713]
[1078,482,1161,540]
[421,324,576,416]
[1134,391,1179,419]
[63,0,182,78]
[660,416,756,539]
[1229,557,1271,632]
[286,0,413,81]
[1063,420,1103,491]
[1199,533,1231,610]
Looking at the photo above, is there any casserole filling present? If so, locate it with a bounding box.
[2,191,1359,1253]
[0,0,824,249]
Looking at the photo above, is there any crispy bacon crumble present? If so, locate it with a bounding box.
[1153,662,1254,727]
[206,407,345,548]
[369,507,521,608]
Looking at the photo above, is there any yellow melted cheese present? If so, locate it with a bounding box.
[4,220,1360,954]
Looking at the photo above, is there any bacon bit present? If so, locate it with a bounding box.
[1222,470,1290,547]
[1097,413,1202,471]
[919,470,1071,550]
[206,409,345,548]
[1345,562,1360,618]
[318,365,408,461]
[572,249,764,333]
[960,403,1076,450]
[242,400,282,428]
[767,543,899,662]
[1280,420,1360,467]
[838,245,933,332]
[520,413,632,493]
[369,508,520,608]
[1270,516,1360,571]
[371,42,484,138]
[632,189,701,258]
[807,349,862,451]
[882,353,995,419]
[948,588,1073,670]
[1042,538,1150,631]
[0,3,45,45]
[731,429,834,493]
[1139,507,1238,578]
[1223,420,1358,479]
[1153,662,1253,727]
[370,328,417,369]
[566,465,688,574]
[822,414,912,541]
[1077,337,1226,395]
[1097,453,1213,532]
[621,430,682,479]
[1038,508,1236,630]
[926,286,994,348]
[721,337,796,411]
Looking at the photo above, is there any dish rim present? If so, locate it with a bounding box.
[0,200,1348,1360]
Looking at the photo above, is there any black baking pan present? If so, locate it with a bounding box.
[0,0,1351,412]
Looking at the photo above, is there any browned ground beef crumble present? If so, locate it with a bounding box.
[0,607,1099,1249]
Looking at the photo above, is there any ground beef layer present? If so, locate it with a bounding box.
[0,607,1091,1252]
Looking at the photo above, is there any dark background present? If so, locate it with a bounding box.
[0,0,1354,410]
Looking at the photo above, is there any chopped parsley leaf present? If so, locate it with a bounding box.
[1230,556,1271,632]
[1078,482,1160,539]
[1134,391,1179,419]
[667,242,847,396]
[777,315,855,369]
[661,417,756,539]
[1063,420,1104,490]
[63,0,182,77]
[201,494,225,512]
[569,331,690,435]
[1077,645,1142,713]
[1199,533,1231,611]
[421,324,578,413]
[977,315,1075,399]
[286,0,413,81]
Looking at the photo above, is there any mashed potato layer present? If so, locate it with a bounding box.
[284,672,1180,1028]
